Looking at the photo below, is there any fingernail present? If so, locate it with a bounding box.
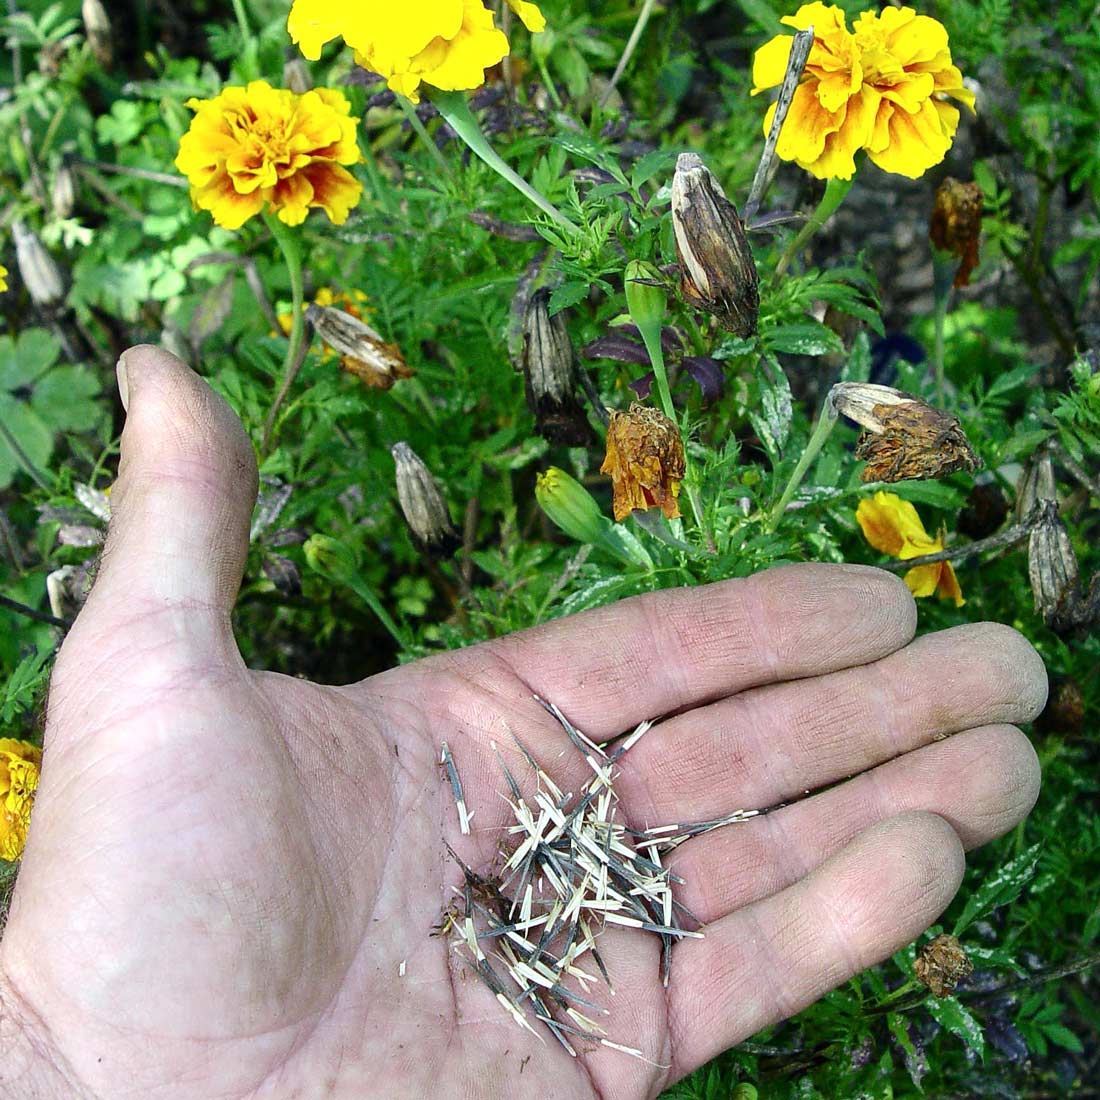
[116,354,130,411]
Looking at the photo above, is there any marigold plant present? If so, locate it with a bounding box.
[857,491,964,605]
[175,80,363,230]
[752,2,975,179]
[0,737,42,862]
[287,0,545,102]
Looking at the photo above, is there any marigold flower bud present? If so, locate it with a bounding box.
[0,738,42,862]
[930,178,983,288]
[51,164,76,219]
[1028,498,1079,628]
[82,0,112,68]
[914,934,973,998]
[830,382,980,482]
[391,442,460,558]
[535,467,606,546]
[13,221,64,307]
[306,304,415,390]
[600,402,685,522]
[521,289,592,445]
[303,534,359,586]
[671,153,758,336]
[624,260,666,336]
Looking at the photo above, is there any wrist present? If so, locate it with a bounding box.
[0,971,88,1099]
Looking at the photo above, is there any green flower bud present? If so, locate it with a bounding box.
[624,260,666,336]
[536,467,605,545]
[304,534,358,586]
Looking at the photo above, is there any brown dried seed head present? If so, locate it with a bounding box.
[600,403,686,522]
[51,164,76,220]
[914,934,973,998]
[850,397,980,483]
[306,304,414,390]
[82,0,112,67]
[521,288,593,446]
[391,442,460,558]
[671,153,758,337]
[1027,498,1079,626]
[13,221,65,307]
[1016,452,1057,523]
[930,178,983,288]
[830,382,914,433]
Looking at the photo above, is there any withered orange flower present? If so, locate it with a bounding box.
[601,403,685,522]
[930,177,983,287]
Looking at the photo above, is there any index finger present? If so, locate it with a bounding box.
[484,563,917,739]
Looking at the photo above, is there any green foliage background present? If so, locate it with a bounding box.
[2,0,1099,1095]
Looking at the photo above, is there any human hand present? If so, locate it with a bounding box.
[0,347,1046,1099]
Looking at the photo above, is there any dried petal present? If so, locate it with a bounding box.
[914,934,973,998]
[600,403,685,522]
[854,400,980,483]
[930,178,983,287]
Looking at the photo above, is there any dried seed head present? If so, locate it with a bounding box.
[600,403,685,522]
[830,382,980,483]
[51,164,76,220]
[1028,498,1079,627]
[521,289,593,445]
[13,221,65,307]
[930,178,983,288]
[1016,452,1057,523]
[914,933,973,998]
[391,442,460,558]
[283,56,312,95]
[306,304,414,390]
[82,0,112,67]
[670,153,758,337]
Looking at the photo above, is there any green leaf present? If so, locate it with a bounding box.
[927,996,985,1060]
[763,322,845,357]
[0,329,60,390]
[0,646,53,724]
[952,843,1041,934]
[1042,1023,1084,1053]
[887,1012,926,1091]
[31,365,103,433]
[548,281,590,315]
[0,395,54,490]
[985,361,1042,402]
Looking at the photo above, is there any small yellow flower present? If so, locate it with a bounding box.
[175,81,363,230]
[752,3,975,180]
[0,738,42,862]
[857,491,964,606]
[288,0,545,103]
[0,263,8,293]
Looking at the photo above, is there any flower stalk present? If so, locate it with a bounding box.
[430,90,577,233]
[396,97,453,175]
[261,212,306,455]
[773,174,853,279]
[766,397,838,531]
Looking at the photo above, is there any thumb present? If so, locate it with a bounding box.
[76,345,258,639]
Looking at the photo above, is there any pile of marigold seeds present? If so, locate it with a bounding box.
[440,697,760,1059]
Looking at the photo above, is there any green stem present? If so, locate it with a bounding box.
[600,0,658,109]
[347,576,411,650]
[0,419,52,491]
[766,398,838,532]
[932,253,954,404]
[230,0,259,80]
[261,213,306,456]
[773,175,854,280]
[430,90,579,233]
[397,97,452,175]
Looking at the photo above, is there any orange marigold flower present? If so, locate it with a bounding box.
[601,403,686,522]
[175,81,363,230]
[0,738,42,862]
[752,3,975,180]
[856,490,964,606]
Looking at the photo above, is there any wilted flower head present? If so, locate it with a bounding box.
[856,490,964,605]
[671,153,758,337]
[82,0,112,67]
[914,934,973,998]
[1028,499,1079,629]
[830,382,980,482]
[0,738,42,862]
[392,442,460,557]
[288,0,545,103]
[601,403,686,522]
[521,288,592,445]
[13,221,65,306]
[175,81,362,230]
[752,4,975,180]
[306,304,414,389]
[930,178,983,287]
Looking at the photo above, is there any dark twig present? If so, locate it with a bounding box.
[1052,440,1100,502]
[0,593,69,629]
[881,518,1033,572]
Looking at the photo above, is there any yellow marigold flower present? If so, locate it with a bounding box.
[857,490,964,606]
[288,0,545,103]
[752,3,975,180]
[0,738,42,862]
[0,263,8,293]
[175,81,363,231]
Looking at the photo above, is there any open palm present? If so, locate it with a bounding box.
[0,348,1045,1100]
